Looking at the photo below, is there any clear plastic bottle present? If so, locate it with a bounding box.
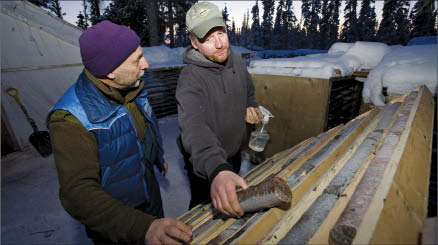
[248,106,273,152]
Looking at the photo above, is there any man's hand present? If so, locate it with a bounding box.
[245,107,263,124]
[145,218,192,245]
[210,171,248,217]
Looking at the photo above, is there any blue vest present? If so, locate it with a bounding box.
[50,72,164,208]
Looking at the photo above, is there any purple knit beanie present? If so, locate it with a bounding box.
[79,20,140,78]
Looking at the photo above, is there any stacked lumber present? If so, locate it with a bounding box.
[178,86,434,245]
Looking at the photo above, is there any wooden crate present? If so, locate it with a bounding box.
[251,74,363,157]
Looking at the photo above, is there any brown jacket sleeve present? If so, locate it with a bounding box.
[48,110,155,243]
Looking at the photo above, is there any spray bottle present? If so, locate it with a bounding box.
[248,106,274,152]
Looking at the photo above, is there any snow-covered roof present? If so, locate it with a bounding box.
[142,45,185,69]
[362,44,437,106]
[248,41,391,79]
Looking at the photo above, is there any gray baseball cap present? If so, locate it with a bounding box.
[186,2,226,39]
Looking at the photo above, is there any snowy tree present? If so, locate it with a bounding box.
[301,0,312,39]
[308,0,322,48]
[222,4,230,31]
[76,11,88,30]
[229,18,237,45]
[357,0,377,41]
[272,0,285,49]
[393,0,410,45]
[80,0,89,28]
[410,0,437,38]
[376,0,396,44]
[320,0,330,49]
[283,0,298,49]
[240,10,250,47]
[328,0,341,46]
[261,0,275,49]
[102,0,150,45]
[340,0,358,42]
[174,0,196,47]
[29,0,65,19]
[88,0,101,25]
[249,0,262,48]
[376,0,411,45]
[146,0,160,46]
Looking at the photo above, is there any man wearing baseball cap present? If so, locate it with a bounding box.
[176,2,263,218]
[48,20,192,244]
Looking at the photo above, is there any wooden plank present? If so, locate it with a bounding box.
[251,74,331,157]
[366,86,434,244]
[352,69,371,78]
[328,89,421,244]
[308,102,403,244]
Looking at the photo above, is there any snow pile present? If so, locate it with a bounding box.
[248,41,390,79]
[362,44,437,106]
[142,45,185,69]
[407,36,437,46]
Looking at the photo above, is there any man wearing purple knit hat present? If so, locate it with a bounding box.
[48,21,192,244]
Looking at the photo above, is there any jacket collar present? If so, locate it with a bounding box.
[76,70,146,123]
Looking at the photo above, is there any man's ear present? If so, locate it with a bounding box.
[190,38,199,50]
[106,72,115,80]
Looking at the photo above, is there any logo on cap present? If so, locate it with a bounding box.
[199,9,208,18]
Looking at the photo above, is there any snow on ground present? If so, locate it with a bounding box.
[362,44,437,106]
[248,41,391,79]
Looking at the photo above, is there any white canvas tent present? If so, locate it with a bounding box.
[1,0,83,152]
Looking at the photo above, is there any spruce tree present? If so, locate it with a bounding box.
[88,0,101,25]
[376,0,396,44]
[301,0,312,41]
[308,0,322,49]
[230,18,237,45]
[320,0,330,49]
[222,4,230,31]
[171,0,196,47]
[261,0,275,49]
[410,0,437,38]
[76,11,87,30]
[283,0,297,49]
[376,0,411,45]
[273,0,285,49]
[357,0,377,41]
[250,0,262,48]
[102,0,149,46]
[29,0,64,19]
[328,0,341,46]
[340,0,358,42]
[81,0,89,29]
[393,0,410,45]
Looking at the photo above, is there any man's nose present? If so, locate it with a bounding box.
[214,36,223,49]
[139,56,149,70]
